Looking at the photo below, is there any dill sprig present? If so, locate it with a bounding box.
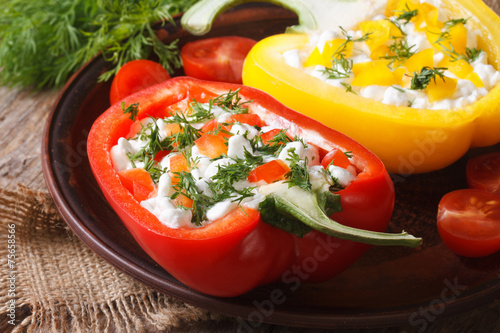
[284,148,312,191]
[0,0,196,89]
[122,102,140,121]
[323,27,371,80]
[381,38,417,65]
[410,66,447,90]
[395,4,418,24]
[127,119,169,182]
[212,89,252,114]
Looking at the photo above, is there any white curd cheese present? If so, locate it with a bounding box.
[110,99,356,229]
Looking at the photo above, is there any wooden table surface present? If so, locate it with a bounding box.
[1,1,500,332]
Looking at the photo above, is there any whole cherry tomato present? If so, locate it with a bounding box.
[181,36,256,83]
[110,59,170,105]
[466,151,500,196]
[437,189,500,257]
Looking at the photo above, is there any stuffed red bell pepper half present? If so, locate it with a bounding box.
[87,77,421,297]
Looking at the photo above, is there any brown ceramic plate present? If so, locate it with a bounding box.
[42,3,500,330]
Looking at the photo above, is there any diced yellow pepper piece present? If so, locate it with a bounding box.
[352,61,398,86]
[425,25,443,46]
[352,60,391,76]
[304,47,330,67]
[304,39,352,68]
[414,3,444,31]
[360,20,393,51]
[324,39,352,59]
[371,45,391,60]
[438,56,473,78]
[395,0,421,15]
[404,49,435,73]
[393,67,409,85]
[465,72,485,87]
[426,76,457,102]
[447,23,468,55]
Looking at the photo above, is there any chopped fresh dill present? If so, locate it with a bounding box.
[381,38,417,65]
[343,151,353,159]
[211,88,252,114]
[391,85,407,93]
[126,119,168,182]
[395,4,418,24]
[445,17,469,28]
[323,27,371,80]
[341,82,356,94]
[284,148,312,191]
[410,66,447,90]
[163,111,203,150]
[122,102,140,121]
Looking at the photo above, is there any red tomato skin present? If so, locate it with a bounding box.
[466,151,500,196]
[110,59,171,105]
[88,77,395,297]
[181,36,256,83]
[437,189,500,258]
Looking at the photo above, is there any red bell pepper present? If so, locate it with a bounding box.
[87,77,420,297]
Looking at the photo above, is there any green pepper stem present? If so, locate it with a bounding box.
[181,0,388,36]
[180,0,316,35]
[265,184,422,248]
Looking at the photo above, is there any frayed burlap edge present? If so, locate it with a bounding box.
[0,186,221,332]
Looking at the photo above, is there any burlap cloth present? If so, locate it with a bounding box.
[0,186,220,332]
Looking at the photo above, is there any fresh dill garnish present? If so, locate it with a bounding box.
[163,111,203,150]
[211,89,252,114]
[410,66,447,90]
[284,149,312,191]
[254,129,293,156]
[395,4,418,24]
[381,38,417,65]
[391,85,407,93]
[445,17,469,28]
[0,0,195,89]
[463,47,483,63]
[343,151,354,158]
[122,102,140,121]
[341,82,356,94]
[170,171,211,225]
[126,119,169,182]
[323,27,371,80]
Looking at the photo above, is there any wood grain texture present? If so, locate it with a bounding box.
[0,0,499,332]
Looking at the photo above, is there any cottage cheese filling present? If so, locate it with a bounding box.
[110,97,356,229]
[282,0,500,109]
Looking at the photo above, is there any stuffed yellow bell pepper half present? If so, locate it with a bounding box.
[182,0,500,174]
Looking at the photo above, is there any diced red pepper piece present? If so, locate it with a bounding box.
[117,168,155,202]
[248,159,291,183]
[260,128,292,145]
[194,133,228,158]
[169,153,190,184]
[321,148,352,169]
[173,193,194,209]
[201,119,232,138]
[228,113,263,127]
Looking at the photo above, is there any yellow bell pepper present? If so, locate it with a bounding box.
[182,0,500,174]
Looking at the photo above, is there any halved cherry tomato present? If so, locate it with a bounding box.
[110,59,171,105]
[437,189,500,257]
[466,151,500,196]
[181,36,257,83]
